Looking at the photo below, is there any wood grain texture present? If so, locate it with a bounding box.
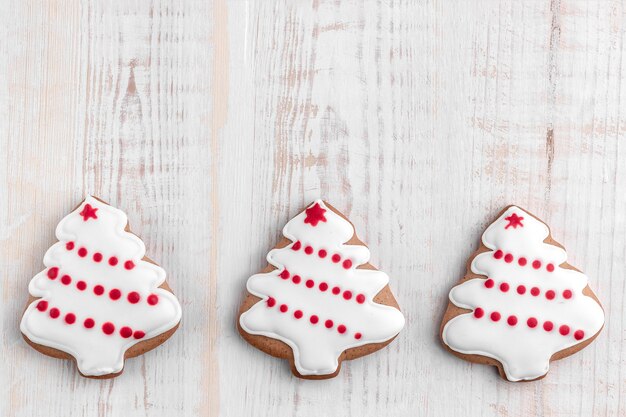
[1,0,624,416]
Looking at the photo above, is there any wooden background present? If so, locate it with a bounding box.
[1,0,624,416]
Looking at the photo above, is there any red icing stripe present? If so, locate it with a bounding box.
[34,303,145,339]
[43,267,158,307]
[290,241,354,270]
[482,278,573,302]
[473,307,584,340]
[276,268,367,306]
[492,249,557,273]
[64,242,135,271]
[266,296,361,339]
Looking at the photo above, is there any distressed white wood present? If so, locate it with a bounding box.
[1,0,625,416]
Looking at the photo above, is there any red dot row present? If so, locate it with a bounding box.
[65,241,136,270]
[35,300,146,339]
[473,307,585,340]
[291,241,353,270]
[266,296,362,339]
[493,250,555,272]
[483,278,573,301]
[278,269,367,304]
[46,267,159,306]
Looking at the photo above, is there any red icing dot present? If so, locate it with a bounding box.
[343,291,353,300]
[279,270,290,279]
[66,241,75,250]
[78,247,88,257]
[279,304,288,313]
[337,325,347,334]
[563,289,573,299]
[49,308,60,319]
[332,286,341,295]
[83,318,95,328]
[332,254,341,263]
[304,246,313,255]
[267,297,276,307]
[342,259,352,269]
[543,321,554,332]
[108,256,118,266]
[356,294,366,304]
[124,260,135,270]
[484,279,495,288]
[318,249,327,258]
[545,290,556,300]
[47,267,59,279]
[490,312,501,322]
[93,253,103,262]
[504,254,514,263]
[133,330,145,339]
[127,292,141,303]
[532,260,542,269]
[292,241,302,251]
[310,315,319,324]
[499,282,510,292]
[474,307,484,318]
[527,317,538,328]
[507,315,518,326]
[494,250,504,259]
[517,285,526,295]
[65,313,76,324]
[518,257,527,266]
[94,285,104,296]
[559,325,570,336]
[120,327,133,338]
[147,294,159,305]
[530,287,540,296]
[325,320,334,329]
[61,275,72,285]
[319,282,328,291]
[292,275,301,284]
[102,322,115,335]
[305,279,314,288]
[109,289,122,300]
[574,330,585,340]
[354,333,362,340]
[294,310,303,319]
[547,263,555,272]
[36,300,48,311]
[76,281,87,291]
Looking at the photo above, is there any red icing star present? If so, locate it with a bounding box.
[304,202,327,227]
[79,204,98,221]
[504,213,524,229]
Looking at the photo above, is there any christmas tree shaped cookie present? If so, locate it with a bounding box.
[20,196,182,378]
[441,206,604,381]
[238,200,405,379]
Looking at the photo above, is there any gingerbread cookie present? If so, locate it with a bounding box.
[238,200,405,379]
[20,196,182,378]
[440,205,604,381]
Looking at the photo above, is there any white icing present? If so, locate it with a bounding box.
[20,196,182,376]
[240,200,405,376]
[442,206,604,381]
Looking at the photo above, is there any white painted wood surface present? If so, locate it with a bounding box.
[1,0,625,416]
